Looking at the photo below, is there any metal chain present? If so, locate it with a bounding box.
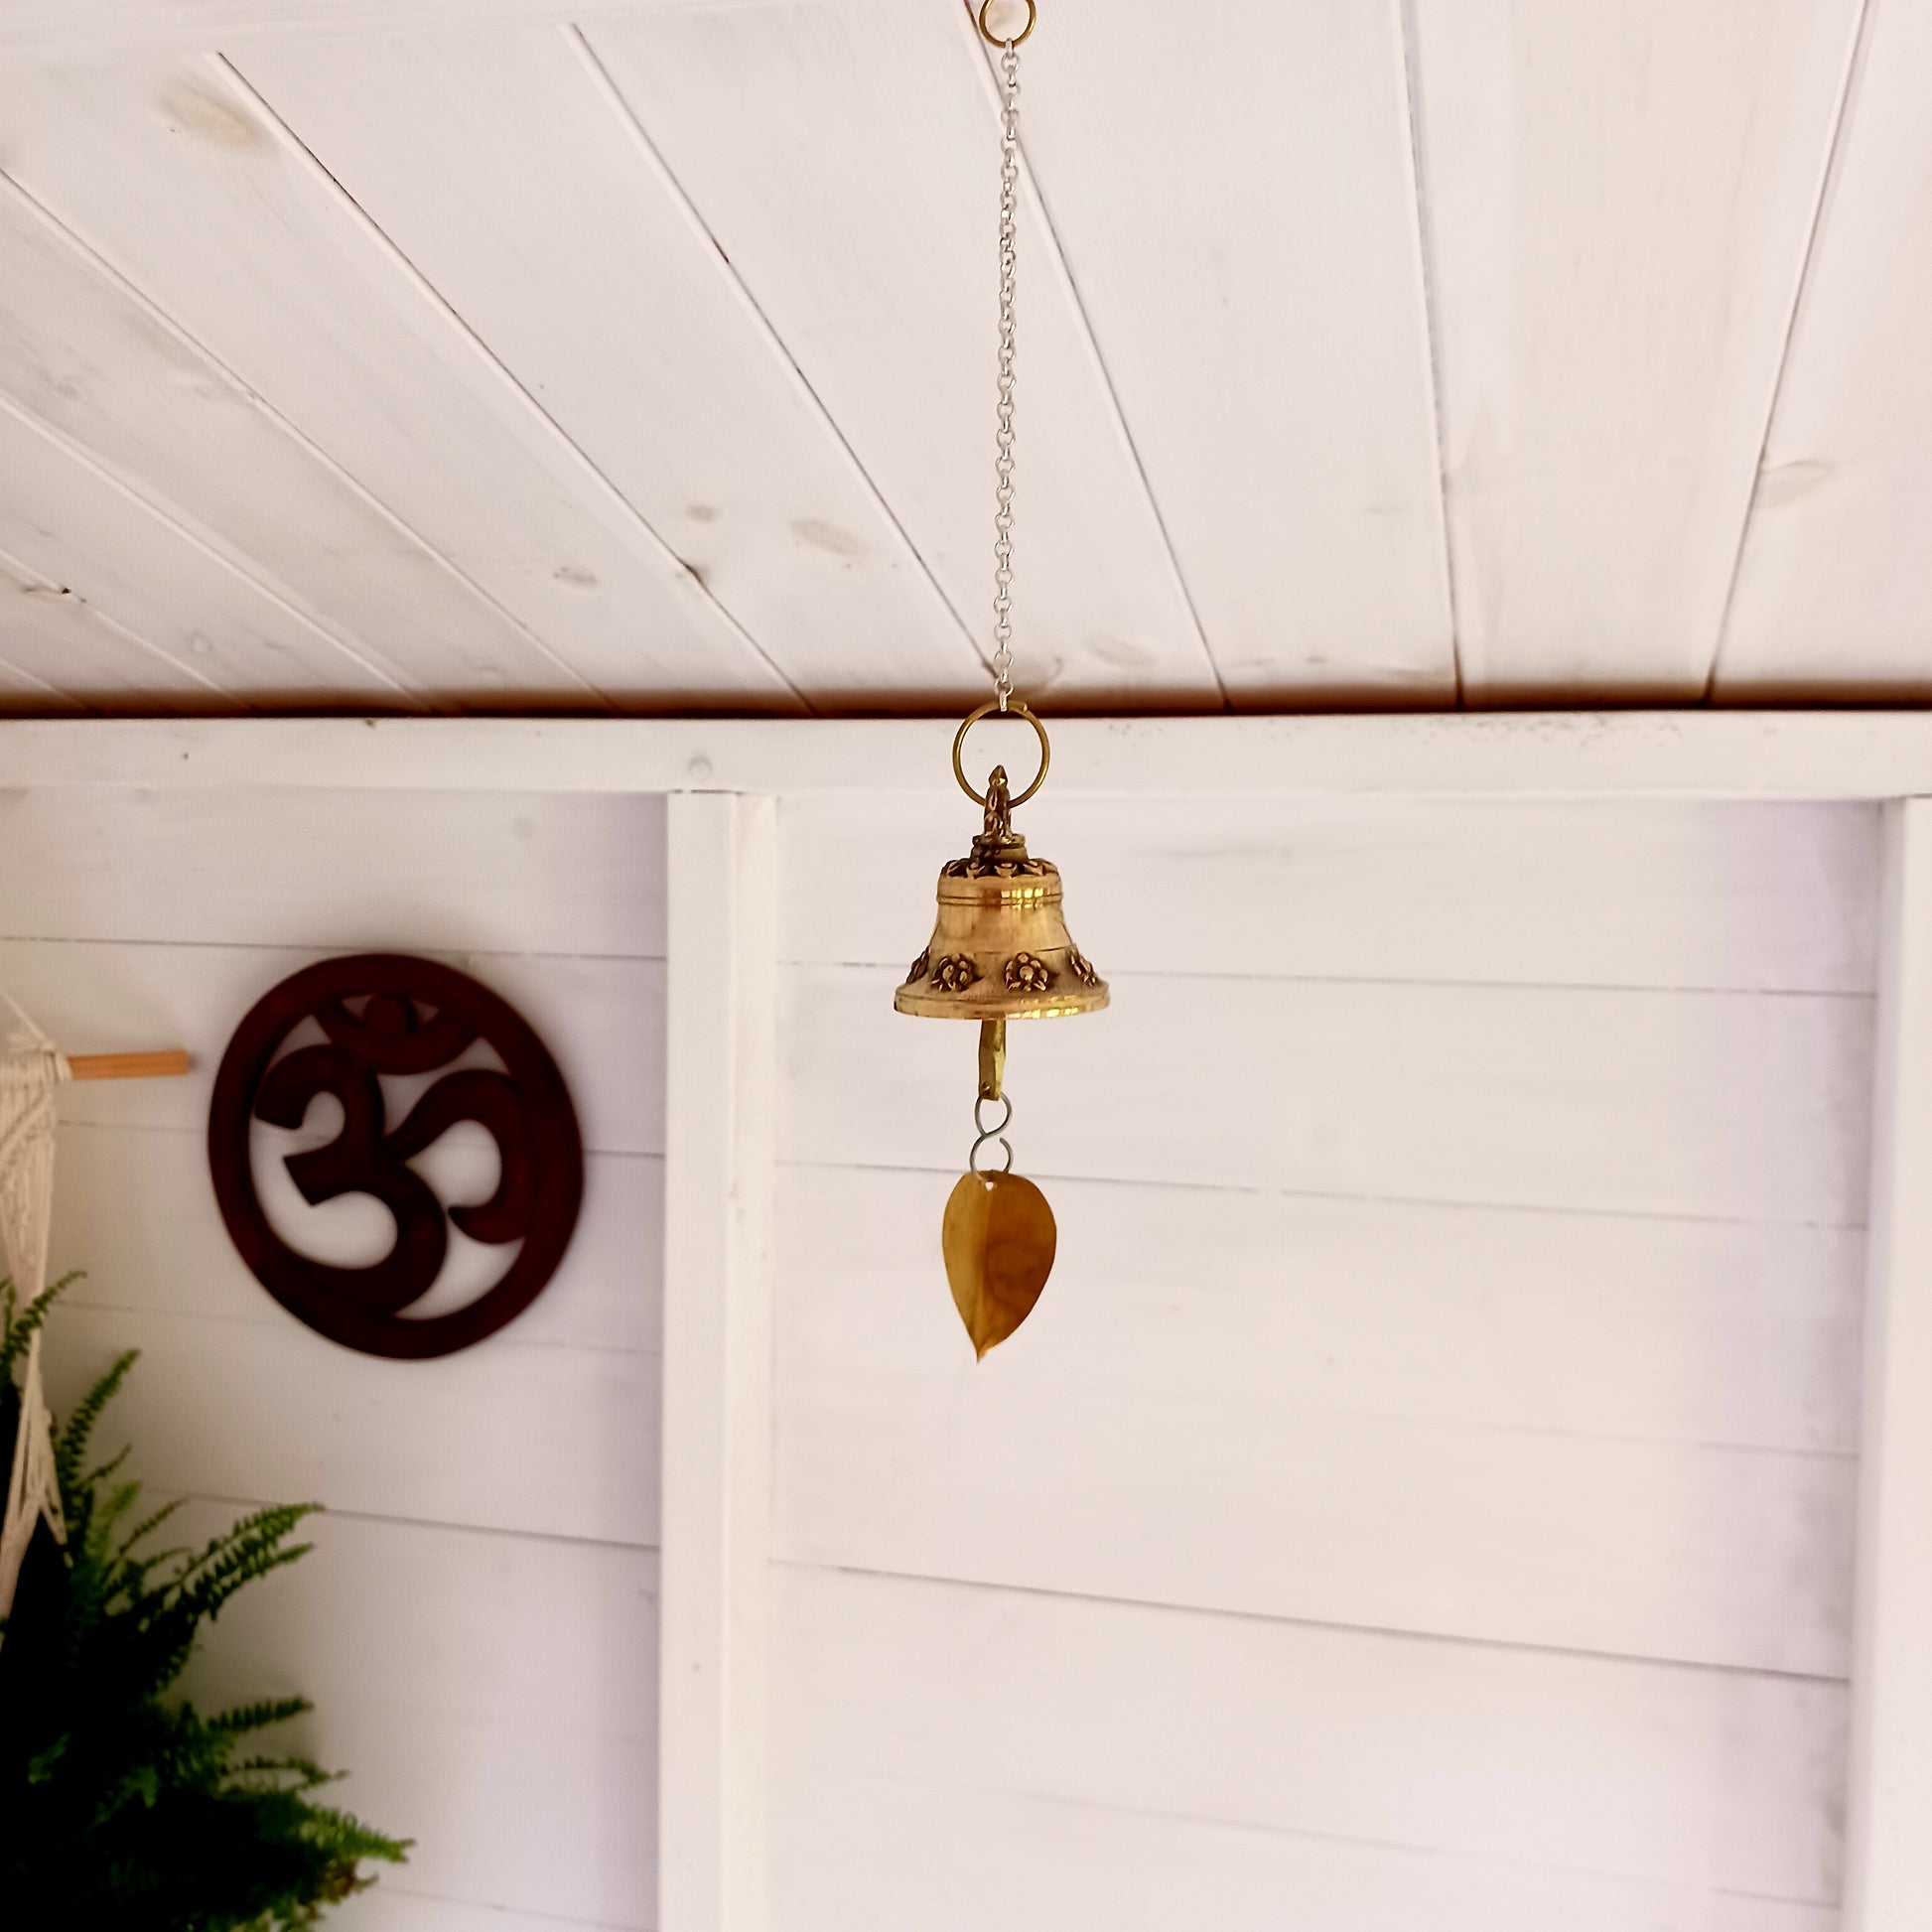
[990,36,1022,712]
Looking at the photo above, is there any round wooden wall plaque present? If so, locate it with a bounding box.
[208,954,583,1359]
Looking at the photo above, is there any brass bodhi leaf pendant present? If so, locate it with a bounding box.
[942,1170,1057,1358]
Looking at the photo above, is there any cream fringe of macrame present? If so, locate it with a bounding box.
[0,996,70,1627]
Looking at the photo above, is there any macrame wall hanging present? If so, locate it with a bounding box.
[0,1002,189,1630]
[896,0,1108,1358]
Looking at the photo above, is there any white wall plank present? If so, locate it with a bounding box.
[773,1772,1839,1932]
[1720,3,1932,696]
[1843,796,1932,1929]
[0,940,662,1151]
[0,787,667,957]
[1000,0,1452,702]
[780,792,1879,992]
[659,794,776,1932]
[336,1895,635,1932]
[175,1507,656,1929]
[585,2,1216,709]
[1412,0,1861,696]
[52,1125,660,1357]
[0,541,229,709]
[0,170,579,707]
[785,966,1872,1224]
[777,1353,1853,1674]
[0,53,796,707]
[7,711,1932,803]
[773,1565,1847,1903]
[232,25,981,708]
[0,388,402,703]
[43,1304,658,1546]
[781,1165,1863,1454]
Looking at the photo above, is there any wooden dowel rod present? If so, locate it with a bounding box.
[66,1050,192,1082]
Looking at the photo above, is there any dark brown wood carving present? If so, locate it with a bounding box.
[208,954,583,1359]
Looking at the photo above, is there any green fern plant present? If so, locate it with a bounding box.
[0,1274,408,1927]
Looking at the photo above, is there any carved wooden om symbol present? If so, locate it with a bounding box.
[208,955,583,1358]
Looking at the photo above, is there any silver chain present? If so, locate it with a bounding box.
[990,36,1021,712]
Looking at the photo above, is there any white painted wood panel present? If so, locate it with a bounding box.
[777,1354,1853,1673]
[1844,798,1932,1931]
[175,1506,656,1929]
[4,777,664,1924]
[773,1565,1848,1903]
[1411,0,1861,696]
[53,1125,659,1358]
[1720,3,1932,697]
[43,1299,658,1546]
[337,1896,635,1932]
[0,941,662,1150]
[773,1772,1839,1932]
[782,1165,1863,1454]
[8,711,1932,802]
[0,388,400,704]
[585,2,1216,709]
[660,795,776,1932]
[0,542,223,709]
[232,24,980,708]
[0,787,667,957]
[780,792,1879,991]
[785,965,1872,1224]
[0,169,580,707]
[1004,0,1452,702]
[0,53,795,707]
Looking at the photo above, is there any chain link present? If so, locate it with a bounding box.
[990,36,1022,713]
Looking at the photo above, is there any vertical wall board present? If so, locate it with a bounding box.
[659,792,776,1932]
[1844,795,1932,1928]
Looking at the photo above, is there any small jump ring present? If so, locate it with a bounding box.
[977,0,1036,48]
[971,1132,1016,1175]
[974,1093,1014,1137]
[952,702,1050,809]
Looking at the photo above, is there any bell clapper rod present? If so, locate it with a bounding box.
[978,1019,1006,1104]
[65,1049,192,1082]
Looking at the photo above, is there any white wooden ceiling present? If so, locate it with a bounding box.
[0,0,1924,718]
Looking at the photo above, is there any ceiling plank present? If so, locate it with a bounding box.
[0,394,414,706]
[1716,2,1932,698]
[1410,0,1862,701]
[970,0,1453,707]
[0,51,802,711]
[586,1,1220,710]
[0,543,238,712]
[229,22,986,709]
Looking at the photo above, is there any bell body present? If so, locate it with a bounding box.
[895,824,1108,1022]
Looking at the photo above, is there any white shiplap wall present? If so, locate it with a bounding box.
[0,770,1881,1928]
[0,784,664,1932]
[766,789,1876,1928]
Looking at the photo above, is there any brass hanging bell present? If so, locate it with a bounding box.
[894,709,1108,1030]
[896,704,1107,1357]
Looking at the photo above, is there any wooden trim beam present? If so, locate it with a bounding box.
[659,790,776,1932]
[8,711,1932,799]
[1846,795,1932,1929]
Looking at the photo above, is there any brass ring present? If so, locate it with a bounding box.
[977,0,1036,48]
[952,701,1050,808]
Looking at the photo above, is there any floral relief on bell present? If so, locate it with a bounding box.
[893,764,1109,1025]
